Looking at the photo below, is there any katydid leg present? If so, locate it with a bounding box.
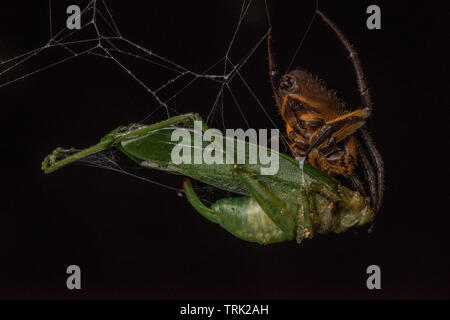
[42,113,203,174]
[232,166,296,239]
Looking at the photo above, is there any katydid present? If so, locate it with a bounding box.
[42,113,373,244]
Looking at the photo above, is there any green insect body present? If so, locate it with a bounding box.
[42,113,373,245]
[183,173,372,245]
[208,197,292,244]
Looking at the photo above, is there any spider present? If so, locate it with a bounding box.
[267,10,384,231]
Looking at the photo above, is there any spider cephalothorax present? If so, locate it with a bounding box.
[268,10,384,229]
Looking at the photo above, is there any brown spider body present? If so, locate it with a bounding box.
[268,10,384,230]
[278,69,367,176]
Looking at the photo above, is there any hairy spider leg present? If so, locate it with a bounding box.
[358,141,377,210]
[360,127,384,231]
[267,29,280,105]
[317,10,384,228]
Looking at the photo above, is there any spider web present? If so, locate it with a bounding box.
[1,0,318,196]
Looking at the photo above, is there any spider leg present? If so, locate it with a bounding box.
[316,10,373,116]
[350,174,366,197]
[358,139,377,212]
[288,128,309,149]
[304,109,368,160]
[267,29,281,105]
[317,10,384,224]
[360,127,384,231]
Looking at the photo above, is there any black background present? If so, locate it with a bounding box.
[0,0,449,299]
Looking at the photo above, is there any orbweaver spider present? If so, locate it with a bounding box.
[268,10,384,230]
